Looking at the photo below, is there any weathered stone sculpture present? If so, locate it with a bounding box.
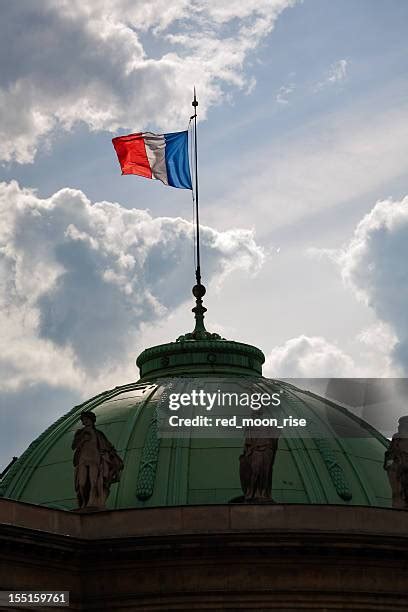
[384,416,408,509]
[72,411,124,510]
[239,436,279,502]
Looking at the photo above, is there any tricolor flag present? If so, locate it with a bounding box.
[112,131,192,190]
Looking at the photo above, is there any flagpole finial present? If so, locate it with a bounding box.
[191,282,207,336]
[176,281,223,342]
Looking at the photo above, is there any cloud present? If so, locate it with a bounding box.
[327,59,348,83]
[264,335,357,378]
[331,196,408,373]
[207,101,408,235]
[276,83,295,105]
[357,321,396,353]
[0,383,82,471]
[0,180,264,392]
[315,59,348,90]
[0,0,297,164]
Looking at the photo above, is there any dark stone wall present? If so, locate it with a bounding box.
[0,500,408,610]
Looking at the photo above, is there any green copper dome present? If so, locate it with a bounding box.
[0,360,391,510]
[0,286,392,510]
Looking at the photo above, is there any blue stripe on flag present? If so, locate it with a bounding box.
[164,131,192,189]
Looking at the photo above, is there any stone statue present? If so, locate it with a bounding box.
[239,435,279,502]
[384,416,408,509]
[72,411,124,510]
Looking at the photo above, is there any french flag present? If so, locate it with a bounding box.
[112,131,192,190]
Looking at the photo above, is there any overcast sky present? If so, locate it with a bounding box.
[1,0,408,469]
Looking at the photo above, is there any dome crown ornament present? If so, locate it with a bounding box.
[136,280,265,379]
[176,283,223,343]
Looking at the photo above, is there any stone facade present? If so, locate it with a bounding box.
[1,498,408,610]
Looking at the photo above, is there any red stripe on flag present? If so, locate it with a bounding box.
[112,133,152,178]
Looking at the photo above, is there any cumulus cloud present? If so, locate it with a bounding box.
[264,335,357,378]
[0,0,296,164]
[331,196,408,373]
[357,321,397,353]
[0,383,83,471]
[0,180,263,392]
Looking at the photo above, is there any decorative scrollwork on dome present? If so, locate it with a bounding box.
[176,330,223,342]
[136,407,160,501]
[313,436,353,501]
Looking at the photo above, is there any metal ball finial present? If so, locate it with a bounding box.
[192,283,206,298]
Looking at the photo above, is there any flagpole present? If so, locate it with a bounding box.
[180,88,220,341]
[192,88,201,286]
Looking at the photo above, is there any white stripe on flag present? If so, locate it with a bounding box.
[142,133,168,185]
